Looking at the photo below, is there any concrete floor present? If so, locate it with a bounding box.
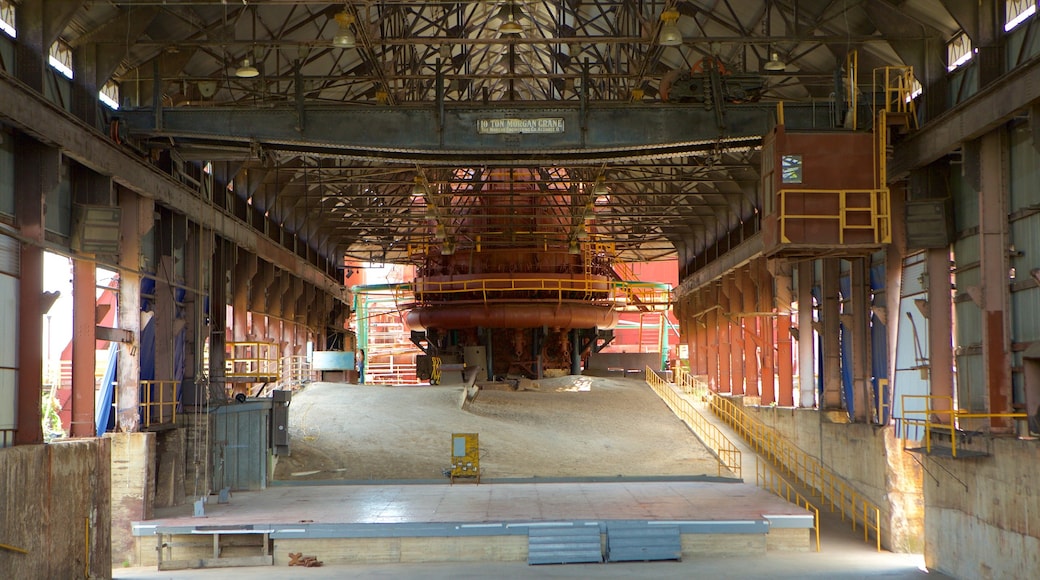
[115,378,950,579]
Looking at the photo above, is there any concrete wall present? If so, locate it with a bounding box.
[924,438,1040,580]
[0,439,111,579]
[586,352,660,374]
[107,432,155,567]
[743,406,924,553]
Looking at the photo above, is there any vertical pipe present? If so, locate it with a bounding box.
[798,260,816,407]
[71,259,97,437]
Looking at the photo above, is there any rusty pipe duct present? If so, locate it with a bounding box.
[405,302,618,331]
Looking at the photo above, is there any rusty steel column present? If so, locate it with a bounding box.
[231,250,253,345]
[706,286,719,393]
[821,258,843,410]
[13,138,54,445]
[850,258,871,422]
[742,267,760,400]
[797,261,816,407]
[978,132,1011,423]
[726,274,744,395]
[927,249,954,418]
[70,259,97,437]
[719,278,736,394]
[758,261,776,406]
[773,261,795,406]
[697,292,710,375]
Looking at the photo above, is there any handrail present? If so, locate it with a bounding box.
[777,188,891,245]
[645,366,742,479]
[710,394,881,551]
[898,394,1027,458]
[225,341,281,381]
[756,458,821,552]
[138,380,179,429]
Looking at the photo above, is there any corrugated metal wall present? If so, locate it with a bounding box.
[0,234,18,443]
[951,168,986,411]
[1008,123,1040,406]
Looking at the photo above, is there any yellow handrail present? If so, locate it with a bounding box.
[644,366,742,479]
[225,341,281,381]
[138,380,179,429]
[777,188,891,245]
[899,394,1027,458]
[756,458,821,552]
[710,394,882,551]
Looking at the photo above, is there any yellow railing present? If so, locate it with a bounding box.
[280,355,315,389]
[225,341,281,381]
[616,281,672,311]
[673,367,710,400]
[899,394,1027,458]
[413,276,618,304]
[645,366,742,479]
[710,395,881,551]
[138,380,179,429]
[756,458,821,552]
[778,188,891,245]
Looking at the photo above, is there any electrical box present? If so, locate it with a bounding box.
[450,433,480,483]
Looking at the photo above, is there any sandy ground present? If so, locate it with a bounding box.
[273,375,724,482]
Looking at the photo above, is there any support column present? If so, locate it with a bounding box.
[13,139,55,445]
[758,261,776,406]
[742,268,760,400]
[716,282,731,394]
[209,238,228,397]
[774,261,795,407]
[850,258,871,422]
[927,249,954,418]
[797,261,816,407]
[117,188,152,432]
[570,328,581,375]
[71,259,96,437]
[706,288,719,392]
[232,249,256,342]
[821,258,843,410]
[694,294,708,375]
[726,274,745,396]
[978,132,1011,422]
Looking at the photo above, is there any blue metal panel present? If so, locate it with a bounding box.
[528,525,603,565]
[606,524,681,562]
[311,350,356,371]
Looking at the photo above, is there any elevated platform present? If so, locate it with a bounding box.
[131,480,814,568]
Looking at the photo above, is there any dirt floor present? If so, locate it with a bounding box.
[273,374,725,482]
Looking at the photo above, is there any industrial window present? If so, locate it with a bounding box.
[100,80,120,110]
[1006,0,1037,32]
[781,155,803,184]
[49,40,73,79]
[0,0,14,38]
[946,32,974,71]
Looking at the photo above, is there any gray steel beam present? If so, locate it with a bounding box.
[891,58,1040,177]
[115,102,836,164]
[0,73,348,304]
